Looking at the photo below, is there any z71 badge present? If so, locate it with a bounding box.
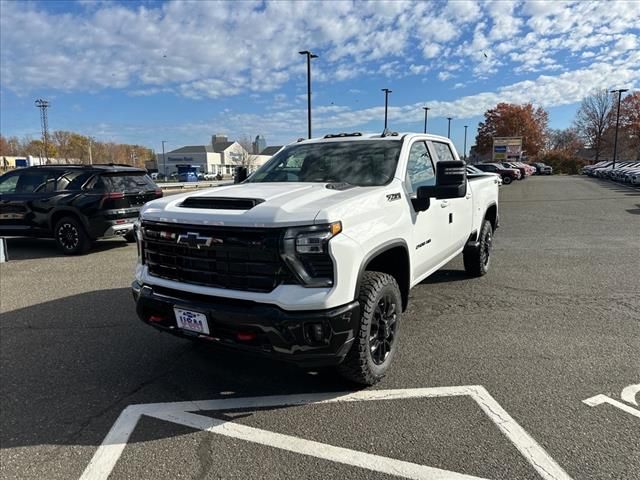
[386,193,401,202]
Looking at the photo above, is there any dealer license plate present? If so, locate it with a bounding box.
[174,308,210,335]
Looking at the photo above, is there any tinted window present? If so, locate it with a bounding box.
[15,171,54,193]
[98,173,155,191]
[405,141,436,193]
[249,140,402,186]
[59,171,95,190]
[431,141,456,163]
[0,173,20,193]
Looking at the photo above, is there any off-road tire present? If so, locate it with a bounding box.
[54,216,90,255]
[463,219,493,277]
[337,271,401,386]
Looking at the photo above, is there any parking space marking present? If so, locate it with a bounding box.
[584,384,640,419]
[80,386,572,480]
[621,384,639,406]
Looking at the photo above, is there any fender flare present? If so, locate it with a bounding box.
[353,239,411,309]
[48,207,90,232]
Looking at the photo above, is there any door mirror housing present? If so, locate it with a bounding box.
[414,161,467,211]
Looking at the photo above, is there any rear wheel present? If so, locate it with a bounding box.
[463,220,493,277]
[338,271,401,385]
[54,216,89,255]
[124,231,136,243]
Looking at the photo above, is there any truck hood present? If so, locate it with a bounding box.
[140,182,382,227]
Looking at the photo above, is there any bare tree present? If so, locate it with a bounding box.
[574,89,613,162]
[236,136,260,171]
[545,128,583,153]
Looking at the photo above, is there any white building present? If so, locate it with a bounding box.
[156,135,272,177]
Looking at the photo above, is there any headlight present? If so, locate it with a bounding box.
[281,222,341,287]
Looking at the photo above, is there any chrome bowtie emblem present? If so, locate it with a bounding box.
[176,232,215,249]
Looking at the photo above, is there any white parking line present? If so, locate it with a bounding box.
[80,386,572,480]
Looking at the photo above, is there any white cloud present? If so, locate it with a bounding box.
[0,0,637,106]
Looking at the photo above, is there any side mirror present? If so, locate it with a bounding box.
[414,161,467,211]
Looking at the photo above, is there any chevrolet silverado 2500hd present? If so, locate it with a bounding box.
[132,132,500,385]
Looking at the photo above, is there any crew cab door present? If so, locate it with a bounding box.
[429,141,473,254]
[0,169,58,235]
[404,140,450,280]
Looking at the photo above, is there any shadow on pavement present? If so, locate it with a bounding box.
[419,269,469,285]
[0,288,359,451]
[4,237,129,261]
[626,204,640,215]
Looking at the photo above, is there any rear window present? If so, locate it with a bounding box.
[94,172,155,192]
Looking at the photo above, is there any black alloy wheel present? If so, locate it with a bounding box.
[369,294,398,365]
[54,216,89,255]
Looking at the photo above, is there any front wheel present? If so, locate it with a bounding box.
[463,220,493,277]
[337,271,401,386]
[54,216,90,255]
[502,175,513,185]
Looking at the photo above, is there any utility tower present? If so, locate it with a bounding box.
[35,99,50,161]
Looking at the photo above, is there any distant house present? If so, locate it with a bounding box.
[260,145,283,156]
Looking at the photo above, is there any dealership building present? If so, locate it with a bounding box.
[156,135,277,177]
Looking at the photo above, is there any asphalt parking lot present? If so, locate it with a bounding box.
[1,176,638,480]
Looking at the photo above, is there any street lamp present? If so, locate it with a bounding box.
[382,88,392,129]
[463,125,468,162]
[161,140,167,179]
[610,88,629,169]
[299,50,318,139]
[423,106,430,134]
[447,117,452,139]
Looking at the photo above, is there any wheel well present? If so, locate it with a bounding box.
[363,246,410,311]
[484,204,498,230]
[50,210,81,231]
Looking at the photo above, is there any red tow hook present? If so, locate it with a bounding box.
[236,332,257,342]
[148,315,166,323]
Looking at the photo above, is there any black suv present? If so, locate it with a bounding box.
[0,164,162,254]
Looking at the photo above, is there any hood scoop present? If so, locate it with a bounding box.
[180,196,265,210]
[325,182,356,191]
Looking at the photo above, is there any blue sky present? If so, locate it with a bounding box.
[1,0,638,155]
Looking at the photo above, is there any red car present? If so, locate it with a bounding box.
[475,163,520,185]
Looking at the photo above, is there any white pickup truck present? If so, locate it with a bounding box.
[132,132,499,385]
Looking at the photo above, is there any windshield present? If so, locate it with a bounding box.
[248,140,402,186]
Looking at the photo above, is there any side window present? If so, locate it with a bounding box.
[431,141,456,163]
[0,173,20,193]
[405,141,435,193]
[15,171,54,193]
[64,172,95,190]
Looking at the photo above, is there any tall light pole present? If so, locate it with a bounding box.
[463,125,468,162]
[610,88,628,169]
[423,106,430,134]
[161,140,167,179]
[35,99,50,162]
[447,117,452,139]
[382,88,392,129]
[299,50,318,139]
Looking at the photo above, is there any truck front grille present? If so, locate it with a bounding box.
[141,222,292,292]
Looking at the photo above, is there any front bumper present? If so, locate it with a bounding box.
[132,281,360,367]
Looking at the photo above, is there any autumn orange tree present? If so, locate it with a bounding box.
[475,103,549,157]
[619,91,640,160]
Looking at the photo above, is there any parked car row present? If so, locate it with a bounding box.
[582,160,640,185]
